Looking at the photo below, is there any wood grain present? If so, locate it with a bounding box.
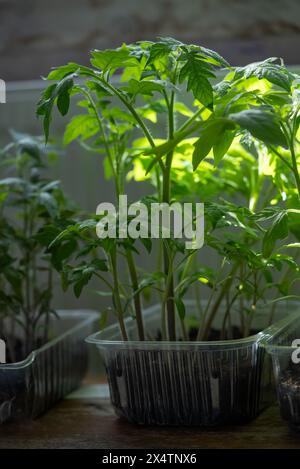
[0,387,299,449]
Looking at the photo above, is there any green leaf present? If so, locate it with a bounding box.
[175,296,186,320]
[213,130,235,165]
[47,63,96,81]
[140,237,152,253]
[179,56,214,108]
[147,37,182,64]
[123,79,165,98]
[102,107,136,124]
[64,114,99,145]
[193,118,236,170]
[280,243,300,249]
[91,45,138,73]
[91,258,108,272]
[74,271,93,298]
[0,177,26,188]
[52,239,77,270]
[229,109,287,147]
[37,192,58,218]
[234,58,293,92]
[263,211,289,258]
[35,225,61,246]
[37,75,76,141]
[47,63,79,81]
[198,46,230,68]
[56,79,73,116]
[144,119,204,174]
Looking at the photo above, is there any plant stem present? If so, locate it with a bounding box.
[126,249,145,340]
[290,140,300,198]
[83,90,115,166]
[200,263,239,340]
[161,249,175,339]
[98,78,165,173]
[162,91,176,340]
[177,106,205,134]
[220,292,239,340]
[269,146,294,172]
[110,249,128,341]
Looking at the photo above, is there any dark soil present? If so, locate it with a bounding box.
[154,327,260,342]
[278,363,300,431]
[189,327,260,341]
[106,342,270,426]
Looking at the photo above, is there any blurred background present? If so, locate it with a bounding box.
[0,0,300,311]
[1,0,300,81]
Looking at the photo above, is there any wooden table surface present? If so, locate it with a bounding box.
[0,384,300,449]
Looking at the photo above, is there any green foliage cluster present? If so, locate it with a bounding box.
[0,132,75,359]
[36,38,300,341]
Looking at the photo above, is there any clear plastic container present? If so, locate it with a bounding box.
[264,311,300,431]
[86,301,294,426]
[0,310,98,423]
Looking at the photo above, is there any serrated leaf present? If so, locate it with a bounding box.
[91,45,138,73]
[234,58,293,92]
[230,109,287,147]
[179,57,214,108]
[198,46,230,67]
[123,79,165,98]
[263,211,289,258]
[147,37,182,64]
[64,114,99,145]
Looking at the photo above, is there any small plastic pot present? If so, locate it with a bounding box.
[86,301,294,426]
[0,310,98,423]
[265,311,300,432]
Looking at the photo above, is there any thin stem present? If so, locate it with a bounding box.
[94,272,114,291]
[126,249,145,340]
[180,317,188,341]
[162,91,176,340]
[161,248,176,339]
[290,140,300,198]
[82,89,118,185]
[97,78,165,173]
[220,291,239,340]
[269,146,294,172]
[177,106,205,133]
[200,263,239,340]
[110,249,128,341]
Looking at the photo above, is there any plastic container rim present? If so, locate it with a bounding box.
[0,309,99,370]
[86,300,300,351]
